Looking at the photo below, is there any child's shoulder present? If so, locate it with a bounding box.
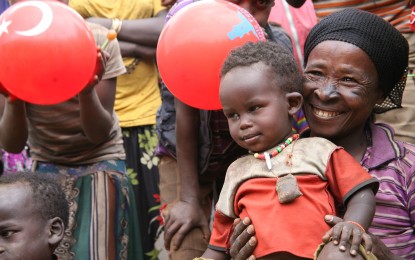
[297,136,339,149]
[228,154,255,167]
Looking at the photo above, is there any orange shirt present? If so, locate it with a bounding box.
[209,149,377,258]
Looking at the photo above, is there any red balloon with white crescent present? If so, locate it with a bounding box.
[0,0,97,105]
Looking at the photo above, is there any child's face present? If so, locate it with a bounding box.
[0,183,52,260]
[220,62,298,153]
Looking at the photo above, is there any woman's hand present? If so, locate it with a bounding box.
[229,217,257,260]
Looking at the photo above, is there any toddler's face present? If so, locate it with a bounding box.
[0,183,52,260]
[220,62,294,153]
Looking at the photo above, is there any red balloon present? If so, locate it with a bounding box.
[157,0,265,110]
[0,0,97,105]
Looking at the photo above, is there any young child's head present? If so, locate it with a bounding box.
[220,41,303,153]
[0,172,68,259]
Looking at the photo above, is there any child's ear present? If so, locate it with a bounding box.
[47,217,65,248]
[286,92,303,116]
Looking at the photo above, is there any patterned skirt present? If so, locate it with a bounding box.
[122,125,162,260]
[33,160,143,260]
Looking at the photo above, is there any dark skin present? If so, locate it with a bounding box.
[163,0,276,251]
[84,9,167,62]
[0,183,65,260]
[228,41,404,260]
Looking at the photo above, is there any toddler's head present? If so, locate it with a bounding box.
[220,41,303,153]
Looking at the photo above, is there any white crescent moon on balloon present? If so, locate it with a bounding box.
[9,1,53,37]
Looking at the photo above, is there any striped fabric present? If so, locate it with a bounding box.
[313,0,412,33]
[292,109,309,134]
[361,123,415,259]
[33,160,143,260]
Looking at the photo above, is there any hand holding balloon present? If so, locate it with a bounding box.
[0,0,98,105]
[81,29,116,94]
[80,49,109,95]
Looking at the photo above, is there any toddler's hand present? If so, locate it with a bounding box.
[322,221,373,257]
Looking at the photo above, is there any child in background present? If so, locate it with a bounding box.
[198,41,379,259]
[0,172,69,260]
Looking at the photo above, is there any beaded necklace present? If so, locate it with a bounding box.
[250,133,300,170]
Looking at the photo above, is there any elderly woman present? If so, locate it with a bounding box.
[228,8,415,260]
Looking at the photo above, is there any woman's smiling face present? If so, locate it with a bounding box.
[303,40,384,141]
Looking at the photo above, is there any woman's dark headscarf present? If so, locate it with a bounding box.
[303,8,409,114]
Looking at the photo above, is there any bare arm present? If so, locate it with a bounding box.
[321,187,376,256]
[118,41,157,62]
[176,100,201,206]
[324,215,405,260]
[86,9,167,59]
[343,187,376,231]
[78,77,116,145]
[116,10,167,46]
[78,51,116,145]
[0,95,28,153]
[163,99,210,250]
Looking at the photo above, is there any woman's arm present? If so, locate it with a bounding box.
[116,9,167,46]
[163,100,210,250]
[87,9,167,56]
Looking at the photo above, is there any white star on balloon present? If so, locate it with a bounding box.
[0,19,12,37]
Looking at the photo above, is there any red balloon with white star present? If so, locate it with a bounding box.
[0,0,97,105]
